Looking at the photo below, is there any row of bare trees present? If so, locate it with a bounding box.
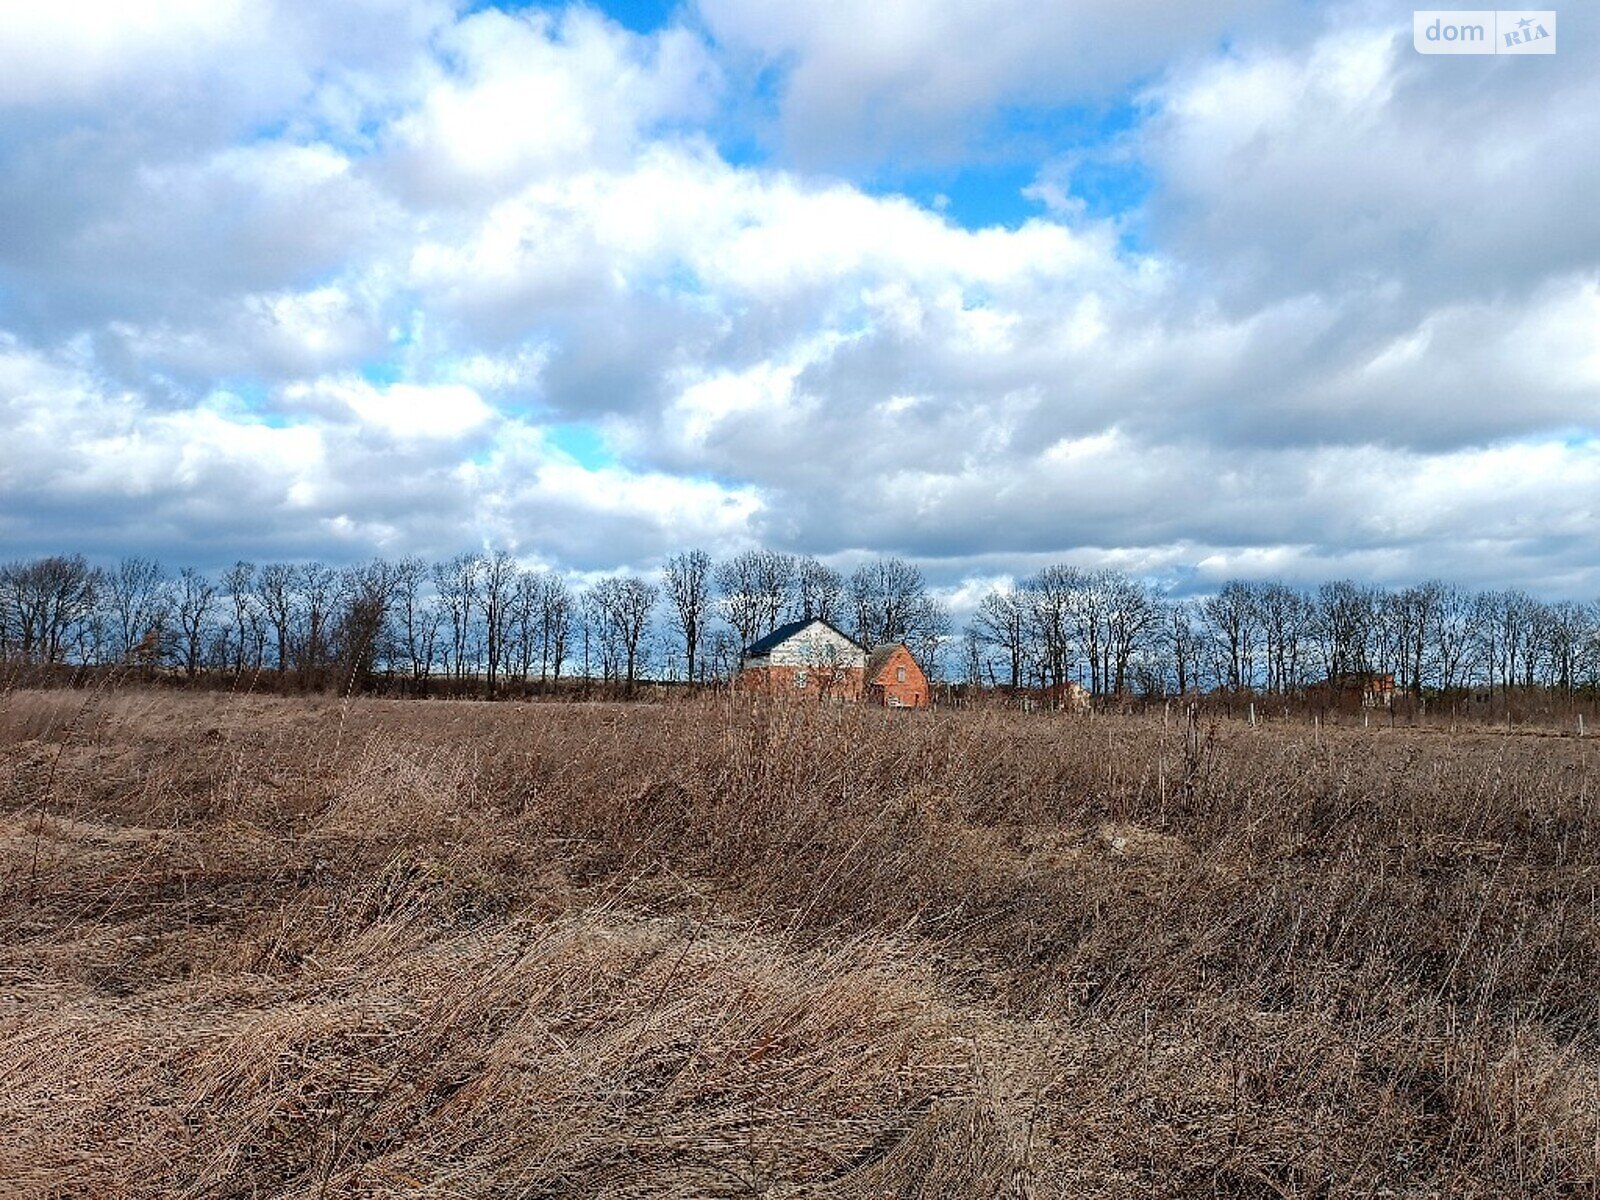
[8,551,1596,700]
[0,550,950,695]
[963,572,1600,698]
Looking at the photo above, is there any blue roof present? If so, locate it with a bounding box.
[742,617,861,656]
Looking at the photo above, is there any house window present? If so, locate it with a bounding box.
[794,669,808,688]
[896,666,906,683]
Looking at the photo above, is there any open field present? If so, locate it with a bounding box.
[1,689,1597,1198]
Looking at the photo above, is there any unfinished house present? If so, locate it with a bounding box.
[735,618,930,708]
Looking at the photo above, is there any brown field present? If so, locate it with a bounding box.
[1,688,1597,1198]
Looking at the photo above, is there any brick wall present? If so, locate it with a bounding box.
[734,664,865,700]
[868,646,929,709]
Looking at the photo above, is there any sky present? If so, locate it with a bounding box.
[0,0,1596,605]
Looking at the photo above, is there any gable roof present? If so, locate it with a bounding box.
[742,617,860,658]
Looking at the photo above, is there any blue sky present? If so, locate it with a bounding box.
[0,0,1596,602]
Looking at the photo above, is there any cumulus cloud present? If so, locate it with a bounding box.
[0,0,1595,605]
[0,1,265,108]
[697,0,1295,166]
[0,335,760,570]
[1140,23,1600,306]
[279,376,496,441]
[385,7,719,200]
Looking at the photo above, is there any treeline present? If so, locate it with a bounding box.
[3,551,1598,701]
[0,550,948,695]
[964,573,1600,700]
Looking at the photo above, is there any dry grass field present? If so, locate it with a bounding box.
[1,688,1597,1198]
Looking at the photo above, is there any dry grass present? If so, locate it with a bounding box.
[1,687,1597,1198]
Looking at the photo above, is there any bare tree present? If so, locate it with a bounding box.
[1164,599,1203,696]
[715,552,765,651]
[848,556,932,646]
[623,578,660,689]
[1579,601,1600,694]
[909,598,951,682]
[716,550,795,649]
[1475,588,1538,695]
[391,557,435,683]
[1022,566,1081,693]
[1429,582,1477,692]
[970,586,1029,689]
[422,592,452,684]
[958,628,984,687]
[12,538,1600,707]
[571,585,593,681]
[295,562,342,685]
[1522,598,1557,690]
[0,555,98,665]
[256,564,296,674]
[540,573,573,682]
[794,556,844,623]
[175,567,217,677]
[662,549,713,683]
[589,576,658,690]
[1541,600,1591,696]
[1202,581,1260,692]
[1066,571,1111,695]
[478,549,519,698]
[585,582,619,682]
[703,627,739,681]
[1105,574,1161,696]
[1388,582,1443,699]
[752,552,796,635]
[508,571,540,683]
[1256,583,1312,695]
[1315,580,1376,683]
[220,561,261,674]
[336,559,396,692]
[104,556,171,664]
[432,553,482,681]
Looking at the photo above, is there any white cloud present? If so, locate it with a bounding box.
[0,334,764,569]
[672,359,803,445]
[0,335,327,513]
[386,7,718,200]
[698,0,1293,164]
[280,376,497,440]
[0,1,1595,601]
[1140,20,1600,303]
[440,345,551,393]
[0,0,261,106]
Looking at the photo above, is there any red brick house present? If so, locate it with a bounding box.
[864,643,930,708]
[735,619,929,708]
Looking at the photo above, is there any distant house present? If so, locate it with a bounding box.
[1055,680,1092,713]
[735,618,930,708]
[1329,671,1395,708]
